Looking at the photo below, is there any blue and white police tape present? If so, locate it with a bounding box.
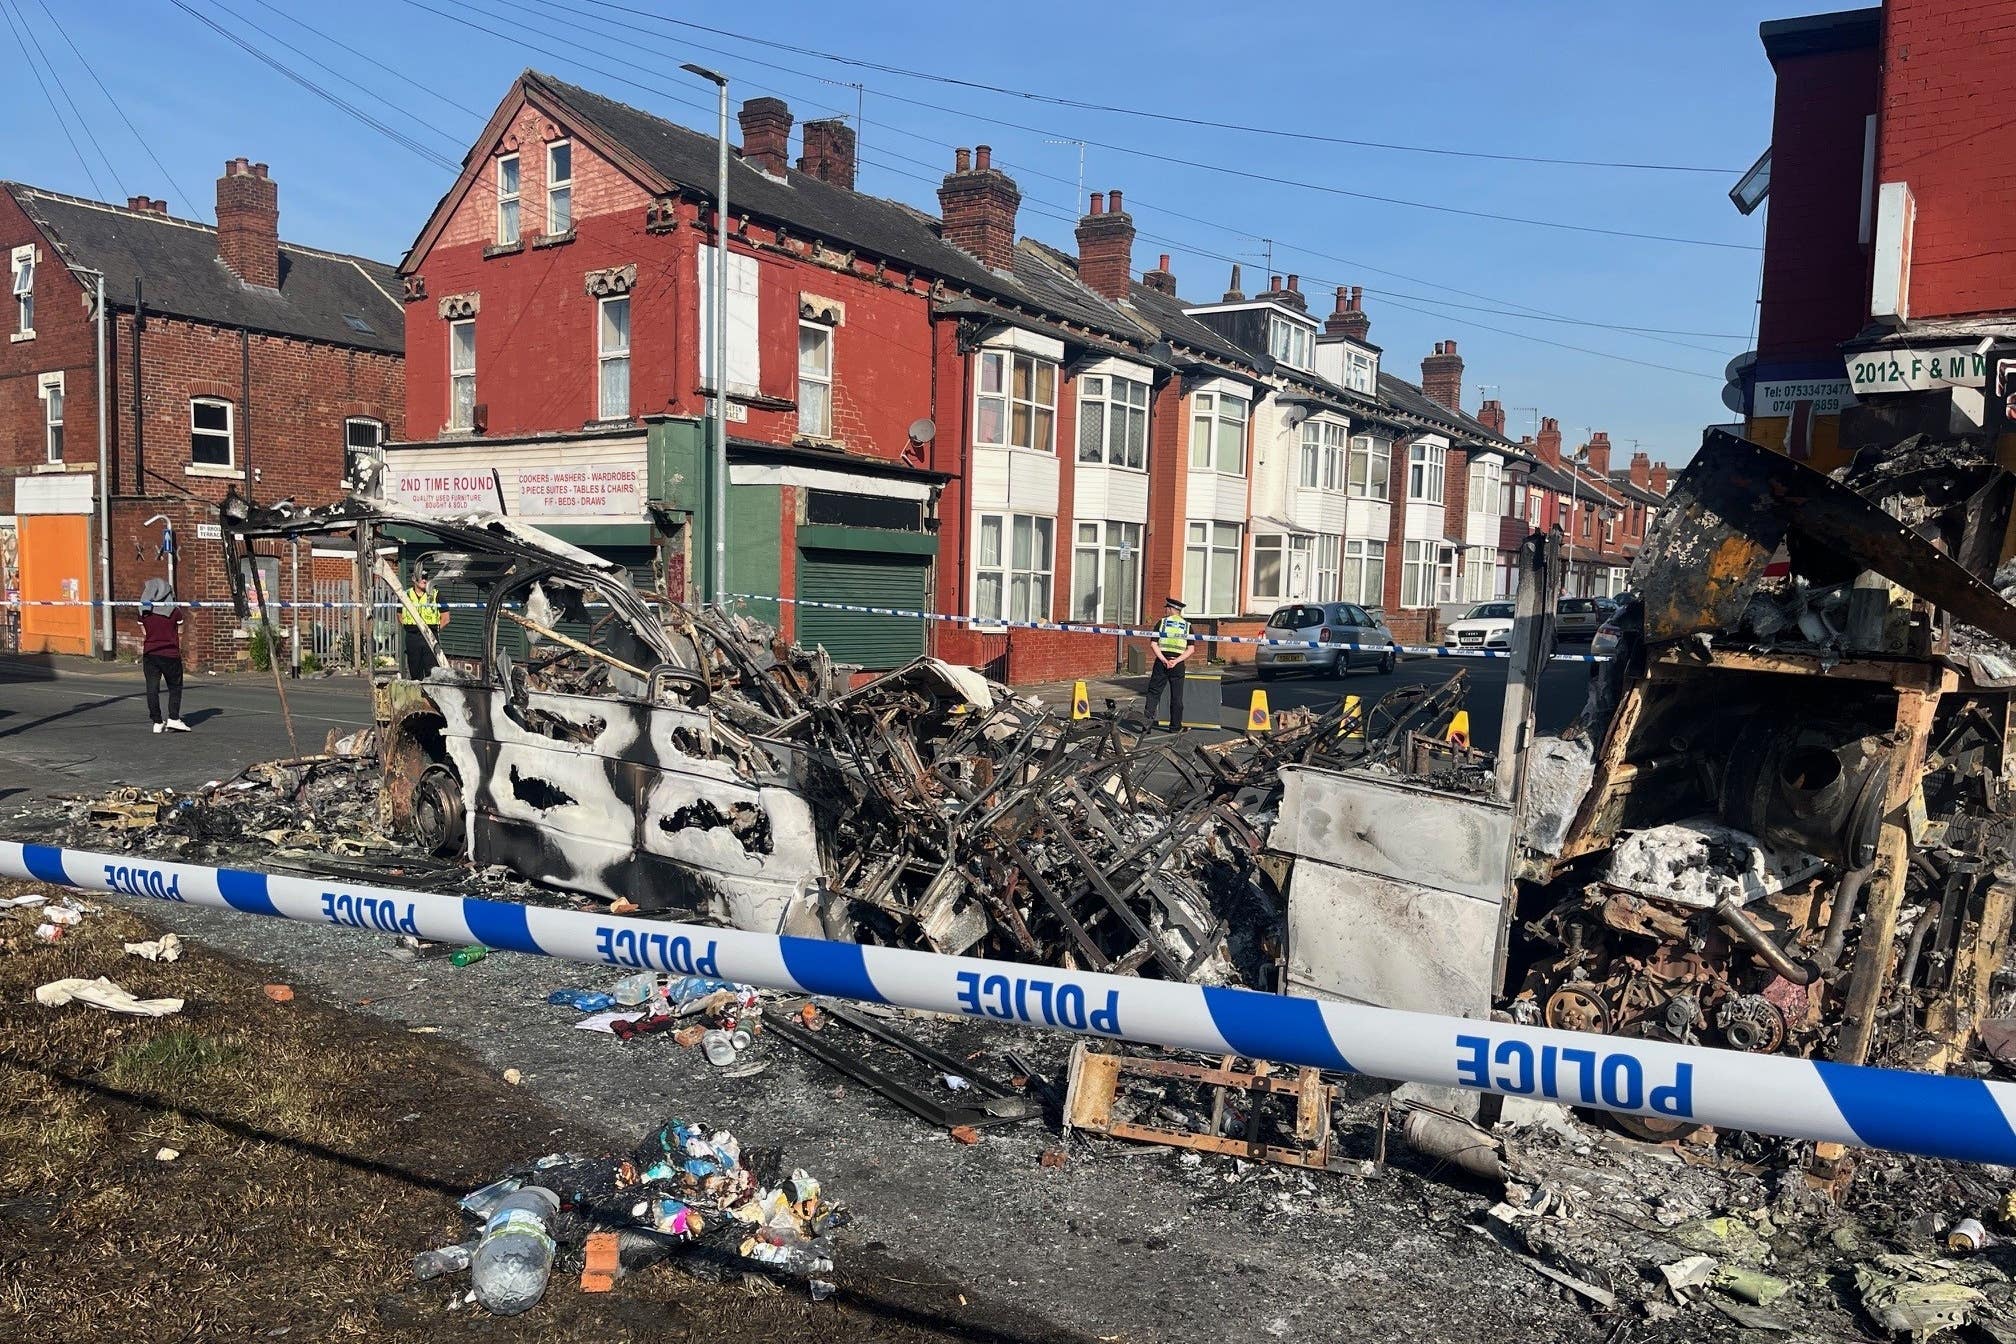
[730,593,1613,664]
[0,598,494,611]
[4,839,2009,1165]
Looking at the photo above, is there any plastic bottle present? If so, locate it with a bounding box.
[411,1241,476,1280]
[545,988,616,1012]
[449,945,489,967]
[613,972,658,1006]
[702,1030,738,1066]
[470,1186,560,1316]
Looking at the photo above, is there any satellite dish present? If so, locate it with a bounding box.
[907,417,937,445]
[1724,350,1757,382]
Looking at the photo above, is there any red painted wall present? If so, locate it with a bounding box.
[1879,0,2016,320]
[1757,35,1881,364]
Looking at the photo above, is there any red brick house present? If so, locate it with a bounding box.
[2,162,404,666]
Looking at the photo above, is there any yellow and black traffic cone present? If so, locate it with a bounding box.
[1446,709,1471,749]
[1071,680,1091,720]
[1338,694,1364,738]
[1246,688,1271,734]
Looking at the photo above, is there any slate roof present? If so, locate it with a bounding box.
[4,184,402,354]
[1606,473,1666,506]
[1375,371,1514,446]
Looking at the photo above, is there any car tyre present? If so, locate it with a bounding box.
[1379,649,1396,674]
[412,764,466,858]
[1256,667,1278,683]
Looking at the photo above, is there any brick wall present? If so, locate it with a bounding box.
[1879,0,2016,319]
[0,191,97,510]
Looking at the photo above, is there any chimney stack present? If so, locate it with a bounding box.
[1257,273,1307,312]
[937,144,1020,271]
[1650,462,1671,494]
[1584,430,1612,479]
[1420,339,1464,415]
[1536,416,1562,466]
[1075,187,1136,301]
[1629,450,1653,488]
[1478,399,1506,436]
[216,158,279,290]
[1223,263,1245,302]
[1325,284,1372,342]
[1143,252,1177,296]
[738,97,792,176]
[126,195,168,216]
[798,117,856,190]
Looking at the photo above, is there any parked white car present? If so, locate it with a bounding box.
[1442,601,1516,653]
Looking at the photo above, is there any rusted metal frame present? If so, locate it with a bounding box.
[978,859,1040,955]
[1033,797,1190,980]
[1012,851,1117,972]
[1835,670,1958,1064]
[762,1002,1042,1130]
[1065,1048,1336,1169]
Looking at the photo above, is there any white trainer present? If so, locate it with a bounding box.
[152,722,165,734]
[164,718,191,732]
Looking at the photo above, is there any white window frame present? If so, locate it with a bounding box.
[974,349,1057,453]
[1400,538,1438,609]
[11,245,34,337]
[598,295,632,420]
[973,512,1055,625]
[546,140,572,235]
[1408,441,1446,503]
[1252,533,1286,602]
[1267,315,1312,371]
[496,153,521,245]
[1184,520,1242,616]
[1468,456,1503,515]
[1345,350,1374,394]
[1342,538,1386,608]
[1347,434,1389,500]
[343,416,384,455]
[1314,533,1342,602]
[1071,518,1143,625]
[1463,555,1493,602]
[1436,545,1457,604]
[1528,488,1545,526]
[190,396,234,468]
[1603,512,1617,546]
[448,318,477,430]
[39,371,63,463]
[1189,390,1248,475]
[1298,425,1320,489]
[1076,373,1148,470]
[797,319,833,439]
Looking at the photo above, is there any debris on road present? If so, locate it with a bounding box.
[1063,1042,1341,1171]
[123,932,183,961]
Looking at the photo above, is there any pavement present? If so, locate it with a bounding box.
[0,653,372,805]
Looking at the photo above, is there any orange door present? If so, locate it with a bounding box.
[18,514,92,655]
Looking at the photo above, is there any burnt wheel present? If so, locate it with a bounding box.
[1543,984,1612,1035]
[411,765,466,858]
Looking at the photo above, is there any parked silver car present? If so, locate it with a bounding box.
[1255,602,1399,681]
[1555,596,1611,641]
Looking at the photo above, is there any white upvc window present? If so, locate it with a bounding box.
[1345,350,1374,393]
[1400,538,1440,608]
[1603,512,1617,546]
[598,295,631,419]
[448,318,477,429]
[1183,520,1242,615]
[1408,441,1446,503]
[1469,456,1503,514]
[1299,420,1346,490]
[1501,477,1523,518]
[1437,545,1457,603]
[39,371,62,462]
[496,154,521,244]
[1347,434,1389,500]
[1298,425,1319,489]
[1189,390,1247,475]
[1253,533,1285,601]
[975,349,1056,452]
[1528,488,1545,526]
[1463,556,1493,602]
[1343,538,1386,607]
[546,140,572,234]
[975,512,1054,623]
[1076,373,1149,469]
[797,320,833,438]
[1071,519,1143,625]
[1315,534,1342,601]
[190,397,234,467]
[1268,315,1312,371]
[11,245,34,336]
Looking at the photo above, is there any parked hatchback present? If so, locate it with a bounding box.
[1555,597,1607,641]
[1256,602,1399,680]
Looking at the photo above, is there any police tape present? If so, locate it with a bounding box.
[4,839,2010,1165]
[730,593,1612,664]
[0,598,493,611]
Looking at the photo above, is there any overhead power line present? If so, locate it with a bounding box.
[582,0,1743,175]
[1,0,109,198]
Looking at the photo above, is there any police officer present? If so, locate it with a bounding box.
[1143,597,1192,730]
[399,564,451,678]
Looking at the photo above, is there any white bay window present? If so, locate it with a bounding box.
[975,513,1054,623]
[1184,520,1242,615]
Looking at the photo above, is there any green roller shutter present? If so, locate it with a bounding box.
[796,548,929,668]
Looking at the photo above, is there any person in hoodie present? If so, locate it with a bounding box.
[138,577,190,733]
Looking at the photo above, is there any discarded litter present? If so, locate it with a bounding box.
[449,946,489,968]
[123,933,183,962]
[411,1241,475,1282]
[34,976,183,1018]
[545,988,616,1013]
[263,984,294,1003]
[470,1186,559,1316]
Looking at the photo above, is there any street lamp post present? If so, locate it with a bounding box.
[683,62,730,611]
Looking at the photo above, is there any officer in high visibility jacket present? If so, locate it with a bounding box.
[399,566,451,679]
[1143,597,1192,730]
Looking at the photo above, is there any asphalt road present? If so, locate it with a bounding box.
[1214,651,1596,745]
[0,656,371,805]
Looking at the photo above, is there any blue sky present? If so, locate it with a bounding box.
[3,0,1798,462]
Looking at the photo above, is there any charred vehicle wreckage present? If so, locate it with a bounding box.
[213,424,2016,1124]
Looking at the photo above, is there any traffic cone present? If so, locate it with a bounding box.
[1246,688,1271,734]
[1338,694,1364,738]
[1071,680,1091,720]
[1446,709,1471,749]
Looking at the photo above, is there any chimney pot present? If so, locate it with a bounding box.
[940,143,1020,270]
[1088,191,1104,215]
[1223,263,1245,302]
[1286,273,1299,292]
[1075,185,1134,300]
[1159,253,1170,270]
[1351,284,1363,308]
[1144,253,1177,296]
[1269,274,1283,292]
[954,147,971,172]
[1108,188,1123,213]
[974,144,992,170]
